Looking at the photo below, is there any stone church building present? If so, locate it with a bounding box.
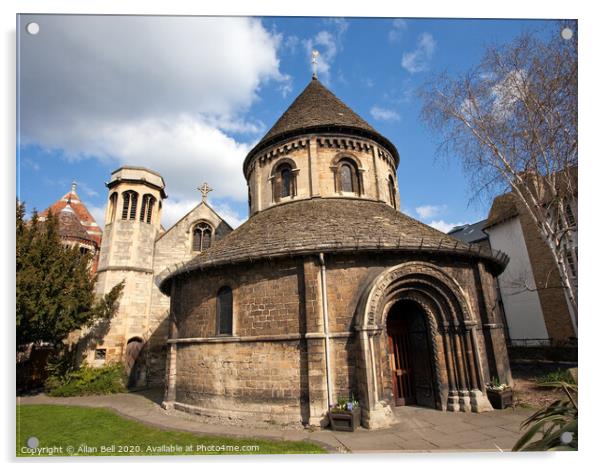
[91,167,232,384]
[130,77,516,429]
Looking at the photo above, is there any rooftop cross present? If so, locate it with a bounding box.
[198,182,213,203]
[311,50,319,79]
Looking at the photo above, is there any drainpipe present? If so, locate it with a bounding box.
[319,253,334,409]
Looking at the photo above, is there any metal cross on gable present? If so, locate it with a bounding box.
[198,182,213,202]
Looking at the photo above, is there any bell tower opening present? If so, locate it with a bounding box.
[386,299,438,409]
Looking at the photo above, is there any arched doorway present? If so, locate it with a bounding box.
[125,337,145,388]
[356,262,496,428]
[386,299,437,409]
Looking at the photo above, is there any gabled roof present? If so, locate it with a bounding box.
[157,198,508,294]
[243,78,399,173]
[155,200,233,242]
[40,185,102,245]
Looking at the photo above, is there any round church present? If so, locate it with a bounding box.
[157,77,513,428]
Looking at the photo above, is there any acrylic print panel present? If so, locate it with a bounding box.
[16,14,577,457]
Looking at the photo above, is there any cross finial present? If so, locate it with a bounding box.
[71,180,77,194]
[198,182,213,203]
[311,50,319,79]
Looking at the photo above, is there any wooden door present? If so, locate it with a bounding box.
[387,317,416,406]
[125,339,144,387]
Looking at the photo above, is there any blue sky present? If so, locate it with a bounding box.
[17,15,556,231]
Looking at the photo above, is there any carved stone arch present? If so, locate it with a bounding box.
[357,262,474,330]
[330,153,364,195]
[354,261,491,429]
[269,157,299,176]
[330,151,364,170]
[381,274,467,327]
[269,158,299,202]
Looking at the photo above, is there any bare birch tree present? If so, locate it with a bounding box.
[420,22,578,327]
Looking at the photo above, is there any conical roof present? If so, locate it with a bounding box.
[157,198,508,294]
[244,78,399,172]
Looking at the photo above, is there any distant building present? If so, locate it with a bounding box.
[39,182,102,274]
[483,191,577,346]
[92,167,232,387]
[449,188,578,347]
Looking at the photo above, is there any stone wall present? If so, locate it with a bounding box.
[247,134,399,214]
[167,251,511,426]
[174,341,308,424]
[144,202,232,385]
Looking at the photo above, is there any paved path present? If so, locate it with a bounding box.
[17,390,533,453]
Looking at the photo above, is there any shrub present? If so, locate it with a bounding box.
[513,383,577,451]
[535,369,576,386]
[45,362,127,397]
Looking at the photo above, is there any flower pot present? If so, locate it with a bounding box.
[487,388,514,409]
[328,408,361,432]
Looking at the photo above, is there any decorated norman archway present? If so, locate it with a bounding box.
[355,262,493,429]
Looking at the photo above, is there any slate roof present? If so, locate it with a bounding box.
[243,78,399,173]
[448,220,489,244]
[158,198,508,293]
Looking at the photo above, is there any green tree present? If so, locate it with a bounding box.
[16,201,123,348]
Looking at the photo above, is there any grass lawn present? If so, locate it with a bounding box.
[16,405,326,456]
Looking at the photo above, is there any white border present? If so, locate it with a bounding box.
[3,1,599,470]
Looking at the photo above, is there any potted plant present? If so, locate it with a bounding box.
[486,377,514,409]
[328,396,361,432]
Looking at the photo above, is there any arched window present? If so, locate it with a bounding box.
[192,222,212,252]
[335,158,361,195]
[140,194,156,224]
[216,286,233,335]
[388,175,397,209]
[108,192,118,223]
[271,161,297,202]
[121,190,139,220]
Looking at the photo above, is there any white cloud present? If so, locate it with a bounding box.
[302,20,348,85]
[209,201,247,229]
[370,106,400,122]
[160,197,247,231]
[88,204,106,229]
[401,32,436,73]
[415,204,446,219]
[19,15,287,221]
[303,31,338,84]
[427,220,469,233]
[388,19,407,43]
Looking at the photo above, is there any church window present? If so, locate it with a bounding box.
[335,158,361,195]
[281,167,292,198]
[216,286,233,335]
[271,161,297,202]
[140,194,156,224]
[94,349,106,361]
[121,190,139,220]
[192,222,212,252]
[108,192,118,222]
[388,175,397,209]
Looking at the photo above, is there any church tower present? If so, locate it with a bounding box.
[93,166,166,382]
